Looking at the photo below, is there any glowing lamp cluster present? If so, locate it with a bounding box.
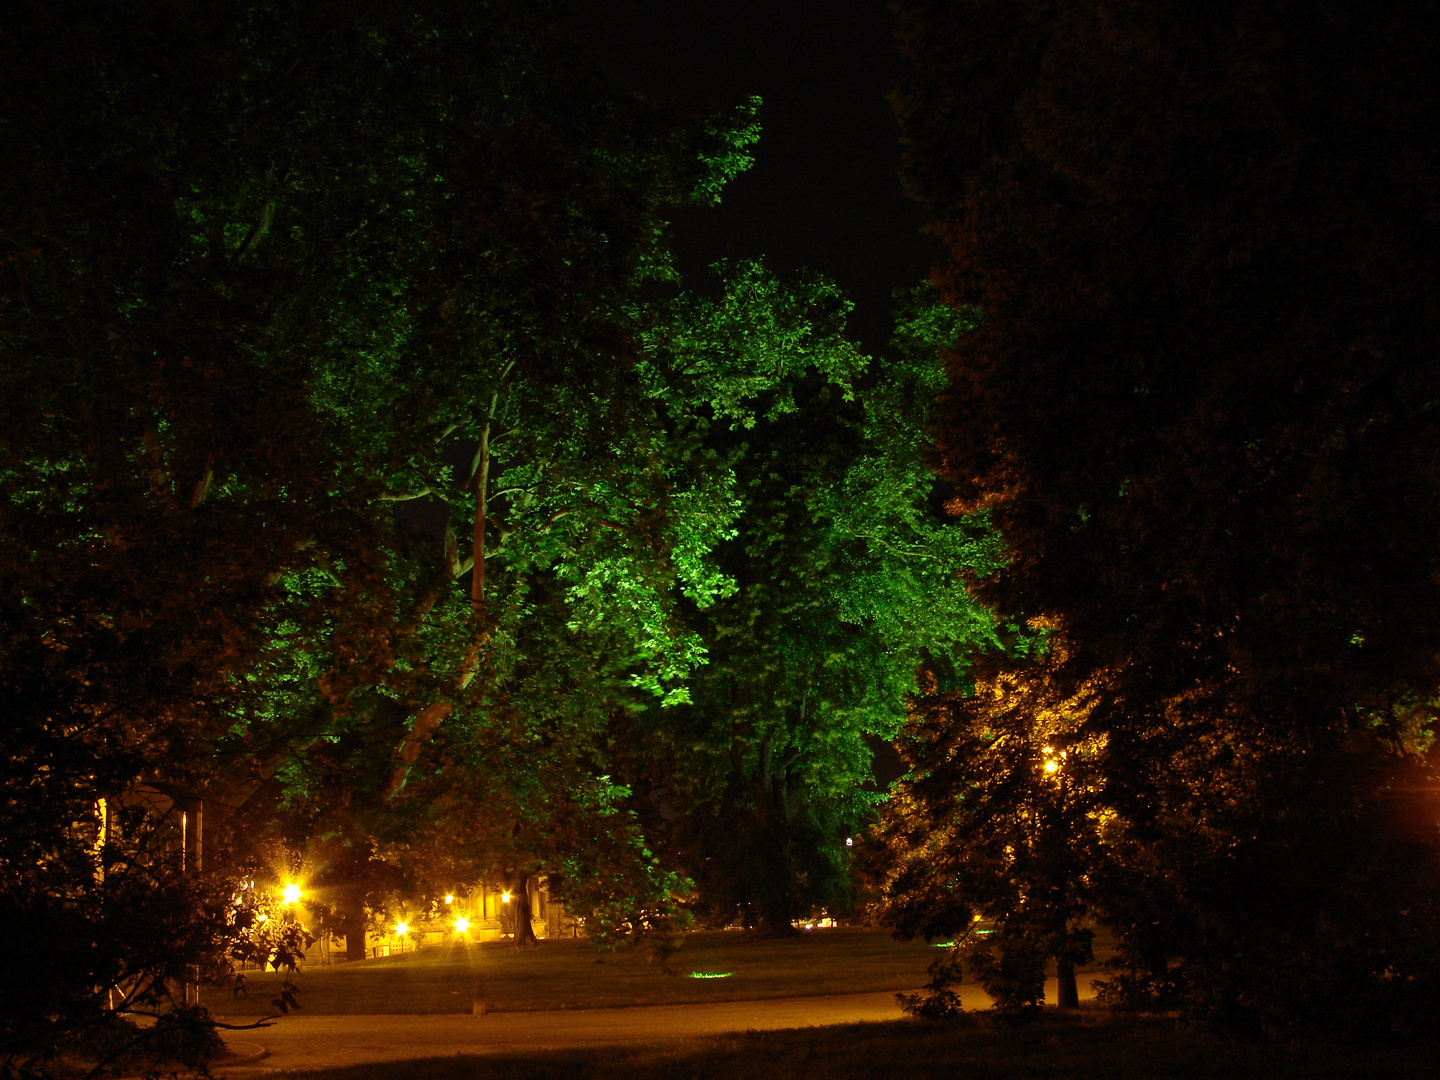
[454,916,470,934]
[281,883,302,904]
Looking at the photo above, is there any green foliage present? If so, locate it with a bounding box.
[625,283,1003,933]
[683,96,763,208]
[0,0,774,1064]
[638,259,863,427]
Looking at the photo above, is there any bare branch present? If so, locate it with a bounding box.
[378,487,434,502]
[188,467,213,508]
[233,200,276,263]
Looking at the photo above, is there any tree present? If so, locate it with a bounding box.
[876,645,1098,1019]
[623,282,1004,934]
[885,0,1440,1034]
[1,0,765,1064]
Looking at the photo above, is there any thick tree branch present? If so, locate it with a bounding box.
[378,487,434,502]
[384,382,505,799]
[233,201,276,263]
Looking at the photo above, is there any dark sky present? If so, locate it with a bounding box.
[566,0,941,355]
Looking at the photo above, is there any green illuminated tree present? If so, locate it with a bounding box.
[623,286,1005,935]
[0,0,765,1060]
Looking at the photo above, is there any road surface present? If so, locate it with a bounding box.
[214,975,1100,1074]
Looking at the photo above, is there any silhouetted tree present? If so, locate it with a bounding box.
[885,0,1440,1034]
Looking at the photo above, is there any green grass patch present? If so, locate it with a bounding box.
[242,1012,1438,1079]
[210,928,979,1016]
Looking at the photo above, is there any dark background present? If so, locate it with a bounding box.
[567,0,939,355]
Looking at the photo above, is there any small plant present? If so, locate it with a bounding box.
[896,945,969,1021]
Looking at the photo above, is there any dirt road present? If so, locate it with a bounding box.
[215,975,1100,1074]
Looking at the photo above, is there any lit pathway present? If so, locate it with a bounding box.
[215,975,1101,1074]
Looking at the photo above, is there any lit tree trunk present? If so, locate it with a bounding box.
[1056,958,1079,1008]
[382,385,503,800]
[511,872,537,947]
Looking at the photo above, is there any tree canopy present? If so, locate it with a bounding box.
[880,0,1440,1034]
[622,283,1004,934]
[0,0,774,1066]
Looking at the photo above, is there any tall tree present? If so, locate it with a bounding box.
[1,0,763,1062]
[624,283,1004,934]
[885,0,1440,1034]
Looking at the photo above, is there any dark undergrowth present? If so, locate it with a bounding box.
[257,1011,1439,1080]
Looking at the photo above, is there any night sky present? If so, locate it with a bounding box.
[567,0,939,355]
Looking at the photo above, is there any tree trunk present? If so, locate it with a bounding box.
[749,747,801,937]
[511,873,537,946]
[1056,958,1079,1008]
[757,893,800,937]
[343,897,367,962]
[382,387,502,800]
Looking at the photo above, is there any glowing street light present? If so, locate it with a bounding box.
[501,891,511,904]
[395,921,409,936]
[444,894,454,905]
[1042,745,1066,774]
[281,883,301,904]
[454,916,470,934]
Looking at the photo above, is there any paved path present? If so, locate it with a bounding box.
[215,975,1101,1074]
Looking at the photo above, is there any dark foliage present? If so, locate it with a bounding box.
[883,0,1440,1035]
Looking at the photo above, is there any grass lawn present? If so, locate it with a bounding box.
[211,927,1114,1016]
[237,1011,1439,1079]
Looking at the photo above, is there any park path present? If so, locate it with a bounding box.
[214,975,1101,1074]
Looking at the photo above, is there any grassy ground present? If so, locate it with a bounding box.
[237,1011,1438,1079]
[211,928,1018,1016]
